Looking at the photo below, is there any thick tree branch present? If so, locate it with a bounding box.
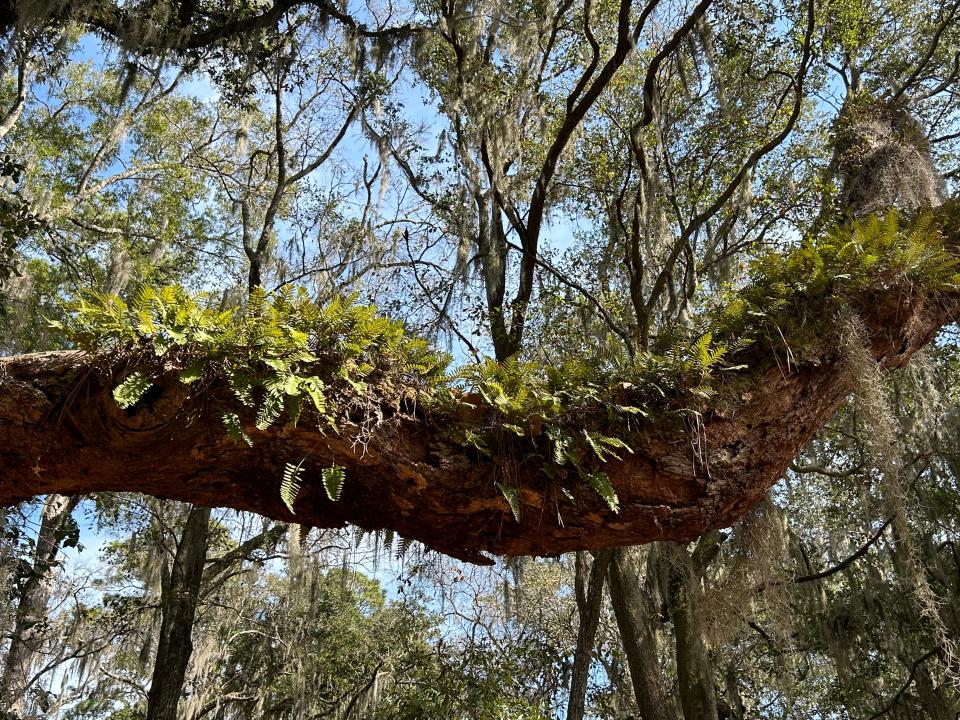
[2,0,421,53]
[1,254,956,563]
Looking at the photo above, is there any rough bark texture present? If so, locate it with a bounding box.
[608,548,679,720]
[145,504,211,720]
[0,276,957,562]
[566,549,612,720]
[666,543,719,720]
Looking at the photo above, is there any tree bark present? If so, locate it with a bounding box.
[145,504,211,720]
[665,543,719,720]
[607,548,679,720]
[0,260,957,561]
[0,494,80,714]
[566,549,612,720]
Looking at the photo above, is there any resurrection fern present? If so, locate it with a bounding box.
[112,371,153,409]
[281,461,305,514]
[583,472,619,513]
[708,205,960,357]
[255,381,285,431]
[582,430,633,462]
[321,465,347,502]
[497,483,522,522]
[54,285,450,434]
[53,285,446,510]
[221,411,252,447]
[452,336,738,513]
[281,462,349,514]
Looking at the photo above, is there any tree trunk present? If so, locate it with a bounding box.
[665,543,719,720]
[0,249,956,560]
[607,547,679,720]
[0,493,80,713]
[145,504,211,720]
[566,549,612,720]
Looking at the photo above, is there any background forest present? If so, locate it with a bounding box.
[1,0,960,718]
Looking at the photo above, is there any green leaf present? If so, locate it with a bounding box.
[614,404,649,416]
[397,535,414,559]
[287,395,302,428]
[113,372,152,409]
[584,471,619,513]
[497,482,521,522]
[179,362,205,384]
[222,411,252,446]
[322,465,347,501]
[583,430,632,462]
[256,386,284,430]
[301,376,326,414]
[264,357,289,372]
[281,461,305,514]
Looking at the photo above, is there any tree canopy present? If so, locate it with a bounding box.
[2,1,960,718]
[1,0,960,559]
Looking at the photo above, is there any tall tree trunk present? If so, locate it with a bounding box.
[722,663,745,720]
[0,493,80,714]
[665,543,719,720]
[566,549,612,720]
[146,504,211,720]
[607,547,679,720]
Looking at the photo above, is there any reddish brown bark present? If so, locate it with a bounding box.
[0,281,956,563]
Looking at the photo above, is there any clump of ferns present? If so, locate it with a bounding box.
[450,339,743,518]
[53,285,451,511]
[56,284,448,422]
[707,204,960,364]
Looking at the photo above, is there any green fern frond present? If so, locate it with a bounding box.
[322,464,347,501]
[113,372,153,409]
[226,368,255,406]
[179,362,205,385]
[583,471,619,513]
[281,461,305,514]
[498,482,522,522]
[397,535,414,559]
[221,411,252,447]
[583,430,633,462]
[256,385,285,430]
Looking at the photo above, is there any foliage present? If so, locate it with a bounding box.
[47,204,960,518]
[54,284,450,427]
[281,461,305,513]
[53,285,449,510]
[708,205,960,360]
[321,464,347,502]
[0,155,46,296]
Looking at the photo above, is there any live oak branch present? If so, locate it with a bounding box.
[2,208,958,564]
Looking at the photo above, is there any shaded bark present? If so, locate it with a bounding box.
[145,504,211,720]
[722,663,745,720]
[0,494,80,713]
[608,548,679,720]
[567,549,612,720]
